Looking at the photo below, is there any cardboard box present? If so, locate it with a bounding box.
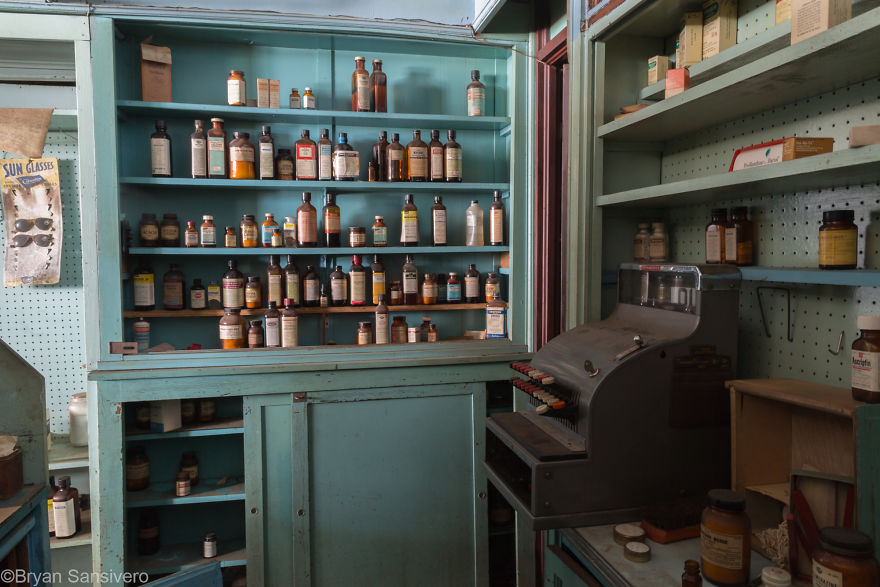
[849,125,880,147]
[702,0,738,59]
[647,55,669,85]
[791,0,851,44]
[665,68,691,99]
[140,43,172,103]
[149,399,181,432]
[729,137,834,171]
[257,78,270,109]
[776,0,792,23]
[269,79,281,109]
[678,12,704,67]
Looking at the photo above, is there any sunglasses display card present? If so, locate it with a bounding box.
[2,158,62,286]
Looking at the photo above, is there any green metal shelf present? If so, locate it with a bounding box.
[125,418,244,440]
[50,509,91,550]
[117,99,511,131]
[48,435,89,471]
[127,539,246,575]
[598,7,880,141]
[119,176,508,192]
[596,144,880,207]
[126,479,245,508]
[129,245,509,255]
[49,109,78,132]
[738,267,880,287]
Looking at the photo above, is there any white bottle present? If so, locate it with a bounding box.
[465,200,484,246]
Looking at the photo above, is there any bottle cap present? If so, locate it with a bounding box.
[359,321,371,328]
[471,69,480,79]
[305,87,312,91]
[267,301,277,308]
[823,209,855,223]
[233,131,250,139]
[265,212,274,218]
[392,133,399,141]
[471,200,479,205]
[228,259,237,268]
[373,58,382,64]
[247,276,259,283]
[204,532,217,541]
[155,119,166,129]
[210,117,224,123]
[262,125,271,134]
[612,524,646,545]
[203,215,213,220]
[283,298,293,307]
[434,195,442,203]
[291,88,298,93]
[448,129,456,139]
[302,129,310,137]
[708,488,746,511]
[375,215,383,220]
[355,56,365,61]
[857,315,880,330]
[818,527,874,557]
[302,192,311,200]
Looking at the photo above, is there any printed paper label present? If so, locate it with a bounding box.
[265,317,280,347]
[318,144,333,179]
[813,561,843,587]
[331,279,346,302]
[259,143,274,178]
[208,137,226,175]
[304,278,319,301]
[268,274,283,305]
[852,350,880,392]
[467,88,485,116]
[486,307,506,338]
[150,138,171,175]
[491,209,503,243]
[53,500,77,538]
[706,230,723,263]
[134,274,155,306]
[403,271,418,294]
[356,74,370,110]
[465,276,479,299]
[227,79,245,104]
[408,146,428,177]
[298,211,317,242]
[200,225,216,246]
[191,138,206,177]
[230,146,254,162]
[286,273,300,305]
[375,313,389,344]
[700,525,744,570]
[430,146,444,179]
[372,272,386,304]
[401,211,419,243]
[219,324,242,340]
[351,273,366,304]
[282,316,298,347]
[296,145,317,179]
[446,148,462,178]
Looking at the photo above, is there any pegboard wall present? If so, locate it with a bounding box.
[0,129,86,434]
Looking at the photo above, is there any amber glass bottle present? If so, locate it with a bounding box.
[229,132,255,179]
[258,126,275,180]
[406,130,428,182]
[705,209,727,264]
[323,193,341,247]
[190,120,207,179]
[351,56,370,112]
[681,560,702,586]
[725,206,754,266]
[489,190,505,246]
[200,215,216,247]
[245,276,262,309]
[386,133,405,182]
[371,255,386,305]
[400,194,419,246]
[275,148,294,180]
[295,129,317,180]
[207,118,228,179]
[297,192,318,247]
[303,265,320,307]
[370,59,387,112]
[240,214,258,248]
[431,195,447,246]
[444,130,462,182]
[372,131,389,182]
[150,120,172,178]
[402,254,418,305]
[329,265,347,306]
[429,130,444,182]
[467,70,486,116]
[700,489,750,586]
[813,527,880,586]
[349,255,366,306]
[284,255,300,307]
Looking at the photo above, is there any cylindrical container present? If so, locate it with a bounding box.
[813,527,880,586]
[392,317,407,343]
[198,399,216,423]
[68,393,88,447]
[407,327,419,343]
[126,446,150,491]
[357,321,372,345]
[819,210,858,269]
[633,223,650,262]
[349,227,366,247]
[180,451,199,487]
[133,318,150,353]
[181,399,196,424]
[175,471,191,497]
[137,508,160,556]
[700,489,750,586]
[227,70,246,106]
[851,315,880,403]
[203,532,218,558]
[761,566,791,586]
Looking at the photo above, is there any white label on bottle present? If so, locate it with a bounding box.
[375,313,389,344]
[151,138,171,175]
[222,278,244,308]
[201,225,216,246]
[303,94,315,109]
[401,211,419,243]
[812,561,843,587]
[490,209,503,243]
[649,236,666,261]
[296,145,317,179]
[319,144,333,179]
[298,210,317,243]
[852,350,880,392]
[486,307,507,338]
[389,149,403,161]
[351,272,366,304]
[286,273,300,304]
[423,282,437,299]
[54,499,77,538]
[331,279,346,302]
[191,289,206,309]
[467,88,485,116]
[408,146,428,177]
[208,137,226,176]
[230,146,254,162]
[700,524,744,570]
[228,79,245,105]
[191,138,206,177]
[134,274,155,306]
[259,143,274,179]
[356,74,370,110]
[373,225,387,246]
[403,271,418,294]
[433,209,447,245]
[282,315,298,347]
[334,151,359,180]
[184,231,198,247]
[290,95,301,109]
[706,231,722,263]
[305,278,319,301]
[446,148,462,178]
[465,276,479,299]
[724,228,737,263]
[219,324,241,340]
[268,275,283,305]
[430,146,444,179]
[47,500,55,533]
[265,316,280,347]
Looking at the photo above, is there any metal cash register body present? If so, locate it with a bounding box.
[484,263,741,529]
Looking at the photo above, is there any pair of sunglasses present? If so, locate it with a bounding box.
[11,234,53,248]
[13,218,53,232]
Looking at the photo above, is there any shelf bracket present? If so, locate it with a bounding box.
[756,286,793,342]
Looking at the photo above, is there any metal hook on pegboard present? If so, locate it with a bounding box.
[828,331,845,355]
[756,286,793,342]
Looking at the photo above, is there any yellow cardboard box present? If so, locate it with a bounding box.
[776,0,792,23]
[702,0,738,59]
[648,55,669,85]
[678,12,704,67]
[791,0,851,44]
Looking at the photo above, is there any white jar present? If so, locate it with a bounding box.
[68,393,88,447]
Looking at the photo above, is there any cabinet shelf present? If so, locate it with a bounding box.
[117,99,510,131]
[119,176,509,192]
[123,303,485,318]
[596,143,880,207]
[127,479,245,508]
[50,509,91,550]
[128,245,509,255]
[125,418,245,439]
[598,7,880,142]
[739,266,880,287]
[48,434,89,471]
[127,539,246,575]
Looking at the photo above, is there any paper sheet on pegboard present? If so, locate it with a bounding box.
[2,158,63,286]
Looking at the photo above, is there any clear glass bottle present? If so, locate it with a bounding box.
[258,125,275,180]
[330,265,347,306]
[401,194,419,246]
[465,200,485,246]
[151,120,172,178]
[464,263,480,303]
[633,222,651,262]
[190,120,207,179]
[163,264,184,310]
[297,192,318,247]
[207,118,228,179]
[405,130,428,182]
[318,128,333,181]
[429,130,444,182]
[489,190,504,246]
[467,70,486,116]
[386,133,405,182]
[372,215,388,247]
[302,87,316,110]
[371,255,386,305]
[706,208,728,264]
[323,193,341,247]
[372,131,389,182]
[333,132,359,181]
[284,255,300,307]
[370,59,387,113]
[295,129,318,180]
[352,56,370,112]
[350,254,366,306]
[303,265,320,307]
[228,131,255,180]
[444,129,462,182]
[432,195,447,246]
[288,88,301,109]
[402,254,418,305]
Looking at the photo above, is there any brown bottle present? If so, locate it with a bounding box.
[222,259,245,310]
[247,320,264,348]
[245,276,263,309]
[53,475,82,539]
[160,213,180,247]
[431,195,447,246]
[705,208,728,264]
[489,190,505,245]
[47,475,59,536]
[139,213,160,247]
[275,148,294,180]
[137,508,160,556]
[467,70,486,117]
[264,302,281,348]
[350,254,367,306]
[371,255,386,305]
[184,220,198,247]
[444,129,462,182]
[386,133,405,182]
[323,193,341,247]
[295,129,318,180]
[318,129,333,181]
[163,264,185,310]
[351,56,370,112]
[372,131,389,182]
[190,119,207,179]
[297,192,318,247]
[464,263,480,303]
[303,265,320,307]
[400,194,419,246]
[682,560,702,586]
[229,131,255,180]
[258,125,275,180]
[330,265,347,306]
[267,255,284,307]
[150,120,172,178]
[429,130,444,182]
[725,206,754,266]
[402,254,418,305]
[207,117,228,179]
[406,130,428,182]
[284,255,300,307]
[371,59,387,112]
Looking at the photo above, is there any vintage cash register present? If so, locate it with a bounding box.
[484,263,741,529]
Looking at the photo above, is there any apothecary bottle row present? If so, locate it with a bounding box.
[136,191,505,249]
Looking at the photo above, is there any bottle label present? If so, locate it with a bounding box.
[262,224,276,245]
[305,278,319,301]
[648,235,666,261]
[268,275,283,305]
[184,231,198,247]
[819,229,857,266]
[53,499,77,538]
[423,282,437,299]
[391,288,402,305]
[248,329,263,347]
[430,146,444,179]
[403,271,418,294]
[242,224,258,245]
[331,279,346,302]
[47,500,55,533]
[389,149,403,162]
[351,272,366,304]
[259,143,274,179]
[491,209,504,244]
[176,479,192,496]
[201,225,216,246]
[324,209,341,234]
[208,137,226,176]
[245,286,261,305]
[446,148,462,178]
[852,350,880,392]
[375,313,389,344]
[298,210,317,243]
[433,209,447,245]
[634,237,648,261]
[270,230,282,246]
[283,221,297,246]
[230,145,254,162]
[401,211,419,243]
[151,138,171,175]
[191,289,206,309]
[222,278,244,308]
[290,95,301,109]
[303,94,315,109]
[286,273,300,305]
[465,276,479,299]
[358,329,371,345]
[486,307,507,338]
[219,323,242,340]
[191,138,206,177]
[700,524,744,570]
[296,145,317,179]
[265,317,280,347]
[447,282,461,301]
[356,74,370,110]
[812,561,843,587]
[282,315,298,347]
[207,284,222,305]
[408,327,419,343]
[724,227,738,263]
[486,282,499,301]
[705,230,723,263]
[225,232,237,247]
[319,144,333,179]
[372,272,386,304]
[350,231,366,247]
[334,151,360,180]
[228,79,245,104]
[277,160,294,178]
[160,224,179,242]
[133,274,155,306]
[467,88,485,116]
[373,225,387,246]
[408,146,428,178]
[140,224,159,241]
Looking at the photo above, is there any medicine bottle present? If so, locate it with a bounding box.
[284,256,300,306]
[485,272,500,302]
[464,264,480,303]
[427,323,438,342]
[447,272,461,303]
[467,70,485,117]
[184,221,198,247]
[371,255,386,304]
[181,399,196,424]
[421,273,438,304]
[190,278,206,310]
[633,223,650,262]
[262,213,278,247]
[648,222,667,262]
[289,88,301,109]
[139,213,160,247]
[203,532,218,558]
[725,207,754,266]
[352,56,370,112]
[219,308,244,349]
[302,87,316,110]
[200,215,216,247]
[150,120,172,178]
[258,126,275,180]
[264,302,281,348]
[276,148,294,180]
[229,132,255,179]
[281,299,298,348]
[297,192,318,247]
[419,316,431,342]
[176,471,191,497]
[812,527,880,586]
[375,295,389,344]
[133,260,156,311]
[283,216,297,247]
[247,320,264,348]
[401,194,419,246]
[295,129,318,180]
[198,399,215,423]
[349,226,366,248]
[160,213,181,247]
[370,59,386,113]
[245,276,262,309]
[137,508,160,556]
[486,292,507,339]
[402,255,418,304]
[350,255,367,306]
[389,281,402,305]
[852,315,880,403]
[373,216,388,247]
[700,489,750,585]
[53,476,82,539]
[180,451,199,486]
[330,265,347,306]
[126,446,150,491]
[207,118,228,179]
[224,226,237,248]
[162,264,184,310]
[681,560,702,586]
[391,316,408,343]
[357,321,373,345]
[227,70,246,106]
[303,265,320,307]
[271,228,283,247]
[819,210,857,270]
[705,209,727,264]
[432,196,447,246]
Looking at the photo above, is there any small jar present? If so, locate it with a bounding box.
[427,323,438,342]
[389,281,402,305]
[633,223,650,262]
[180,451,199,487]
[139,213,160,247]
[813,527,879,586]
[224,226,237,248]
[681,560,702,586]
[200,215,216,247]
[198,399,216,423]
[203,532,218,558]
[852,315,880,403]
[302,87,316,110]
[705,209,727,264]
[392,316,408,343]
[819,210,858,270]
[227,70,246,106]
[229,132,256,179]
[421,273,438,304]
[219,308,244,349]
[420,316,431,342]
[447,272,462,303]
[126,446,150,491]
[271,228,283,248]
[248,319,264,348]
[68,392,88,447]
[761,566,791,586]
[407,326,419,343]
[276,148,294,180]
[372,216,387,247]
[175,471,191,497]
[241,214,259,248]
[485,272,500,302]
[357,321,373,345]
[245,276,262,309]
[283,216,297,247]
[181,399,196,424]
[184,220,199,247]
[700,489,750,586]
[349,226,366,248]
[289,88,301,109]
[262,212,279,247]
[160,213,181,247]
